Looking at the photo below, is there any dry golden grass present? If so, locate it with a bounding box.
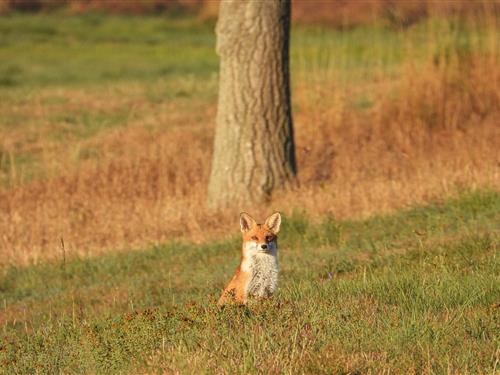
[1,49,498,266]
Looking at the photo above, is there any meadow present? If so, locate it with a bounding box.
[0,7,499,373]
[1,191,499,373]
[0,10,498,266]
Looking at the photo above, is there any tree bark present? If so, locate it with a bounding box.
[207,0,296,209]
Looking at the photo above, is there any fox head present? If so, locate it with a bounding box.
[240,212,281,257]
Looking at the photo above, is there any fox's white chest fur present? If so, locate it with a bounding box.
[246,253,279,298]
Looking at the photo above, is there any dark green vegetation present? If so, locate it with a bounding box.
[1,191,499,373]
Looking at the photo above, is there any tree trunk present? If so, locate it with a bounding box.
[207,0,296,209]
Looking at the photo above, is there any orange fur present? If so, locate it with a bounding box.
[217,265,251,305]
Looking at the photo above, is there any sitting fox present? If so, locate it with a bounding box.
[218,212,281,306]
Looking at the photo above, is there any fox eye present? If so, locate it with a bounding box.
[251,236,258,241]
[266,235,274,242]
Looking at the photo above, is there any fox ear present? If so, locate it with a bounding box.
[265,212,281,234]
[240,212,256,233]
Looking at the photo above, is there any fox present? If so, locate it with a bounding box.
[218,212,282,306]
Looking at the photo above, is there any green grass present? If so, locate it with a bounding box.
[1,191,499,373]
[0,13,491,89]
[0,13,218,87]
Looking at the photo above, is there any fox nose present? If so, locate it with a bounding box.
[261,244,268,250]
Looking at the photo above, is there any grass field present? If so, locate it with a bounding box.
[1,191,499,373]
[0,9,499,373]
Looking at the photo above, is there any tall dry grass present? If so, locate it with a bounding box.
[1,9,499,266]
[1,50,498,266]
[285,54,499,216]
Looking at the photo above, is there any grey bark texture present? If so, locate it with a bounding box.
[207,0,297,209]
